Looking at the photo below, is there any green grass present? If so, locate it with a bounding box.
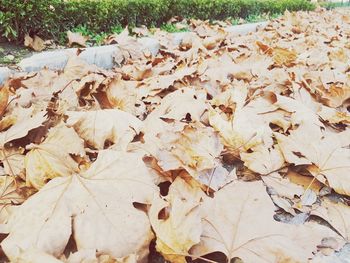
[231,12,282,25]
[160,23,188,33]
[65,23,188,46]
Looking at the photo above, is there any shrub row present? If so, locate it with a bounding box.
[0,0,315,42]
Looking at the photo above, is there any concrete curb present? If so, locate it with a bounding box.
[18,37,160,72]
[0,67,13,85]
[226,21,267,35]
[0,21,267,85]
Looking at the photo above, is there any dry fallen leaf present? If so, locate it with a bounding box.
[2,150,158,261]
[191,181,342,262]
[0,8,349,262]
[241,144,285,175]
[275,127,350,195]
[312,199,350,241]
[0,87,9,118]
[25,125,85,189]
[144,122,223,179]
[149,177,204,263]
[24,34,46,51]
[0,176,30,224]
[66,109,143,150]
[0,109,47,146]
[0,147,25,178]
[67,31,89,47]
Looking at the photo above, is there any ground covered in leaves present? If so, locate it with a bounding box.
[0,7,349,263]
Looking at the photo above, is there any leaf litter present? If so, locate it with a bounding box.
[0,8,349,263]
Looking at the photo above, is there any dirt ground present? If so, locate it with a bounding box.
[0,41,32,68]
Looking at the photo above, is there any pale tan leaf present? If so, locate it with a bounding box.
[198,166,236,192]
[66,109,143,150]
[287,170,323,194]
[241,145,285,175]
[262,173,304,199]
[144,122,223,178]
[25,125,85,189]
[0,147,25,178]
[313,199,350,241]
[1,150,157,261]
[0,176,29,224]
[24,34,46,51]
[105,77,144,116]
[149,177,204,263]
[191,181,342,263]
[276,127,350,195]
[146,88,207,123]
[67,31,88,47]
[0,109,47,145]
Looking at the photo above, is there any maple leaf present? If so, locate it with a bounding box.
[240,144,285,175]
[108,28,150,64]
[208,96,280,155]
[105,77,144,116]
[149,177,204,263]
[313,199,350,241]
[146,88,208,123]
[275,127,350,195]
[66,109,143,150]
[25,125,85,189]
[0,176,33,224]
[0,147,25,178]
[143,122,223,179]
[190,181,343,263]
[0,109,47,146]
[1,150,158,262]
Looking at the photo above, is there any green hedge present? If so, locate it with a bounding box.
[0,0,315,42]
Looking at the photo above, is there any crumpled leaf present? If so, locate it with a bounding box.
[208,96,278,155]
[1,150,158,262]
[25,125,85,189]
[109,28,150,64]
[66,109,143,150]
[144,122,223,178]
[105,77,144,116]
[198,166,237,192]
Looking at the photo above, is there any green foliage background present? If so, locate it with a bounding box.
[0,0,315,42]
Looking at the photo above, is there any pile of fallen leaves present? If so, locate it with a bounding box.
[0,7,349,263]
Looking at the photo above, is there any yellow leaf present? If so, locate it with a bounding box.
[25,125,85,189]
[149,177,204,263]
